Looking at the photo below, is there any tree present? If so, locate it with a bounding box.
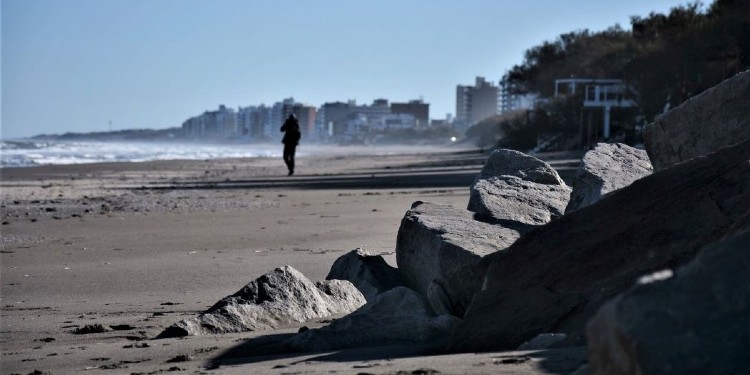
[504,27,633,97]
[495,0,750,149]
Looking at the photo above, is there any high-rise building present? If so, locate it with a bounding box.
[314,105,326,139]
[455,77,500,132]
[267,98,295,141]
[380,113,416,130]
[351,99,391,129]
[499,79,535,114]
[391,99,429,128]
[237,105,270,139]
[215,105,237,137]
[319,101,351,138]
[181,105,237,139]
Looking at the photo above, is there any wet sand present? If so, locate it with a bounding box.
[0,148,585,374]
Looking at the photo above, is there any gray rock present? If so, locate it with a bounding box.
[449,137,750,352]
[395,201,521,306]
[644,70,750,171]
[73,324,113,334]
[565,143,652,213]
[477,149,566,185]
[469,176,572,226]
[283,286,460,352]
[425,258,488,317]
[468,149,571,227]
[326,248,404,301]
[586,228,750,375]
[517,333,568,351]
[157,266,365,338]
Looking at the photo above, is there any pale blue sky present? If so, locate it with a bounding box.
[2,0,690,139]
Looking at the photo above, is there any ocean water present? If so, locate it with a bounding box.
[0,140,284,168]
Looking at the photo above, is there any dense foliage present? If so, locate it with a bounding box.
[478,0,750,150]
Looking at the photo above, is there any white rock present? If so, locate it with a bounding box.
[565,143,652,213]
[157,266,365,337]
[468,149,571,226]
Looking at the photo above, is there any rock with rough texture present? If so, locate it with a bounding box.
[470,177,572,226]
[326,248,404,301]
[283,287,460,352]
[644,70,750,172]
[157,266,365,338]
[586,227,750,375]
[468,149,571,227]
[565,143,653,213]
[395,201,521,303]
[477,149,566,185]
[450,138,750,352]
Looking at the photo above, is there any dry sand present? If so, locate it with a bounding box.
[0,148,585,374]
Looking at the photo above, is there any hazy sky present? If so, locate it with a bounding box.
[2,0,690,139]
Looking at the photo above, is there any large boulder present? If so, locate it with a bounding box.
[586,227,750,375]
[425,257,489,317]
[449,138,750,352]
[644,70,750,172]
[395,201,521,301]
[326,248,404,301]
[157,266,365,338]
[283,287,460,352]
[468,149,571,227]
[565,143,652,213]
[476,148,566,185]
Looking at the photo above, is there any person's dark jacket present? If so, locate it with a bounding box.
[281,117,301,145]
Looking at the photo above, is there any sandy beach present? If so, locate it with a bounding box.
[0,147,585,374]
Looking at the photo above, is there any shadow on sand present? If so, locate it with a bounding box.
[207,331,586,373]
[208,332,438,369]
[140,168,482,191]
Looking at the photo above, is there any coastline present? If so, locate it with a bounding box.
[0,139,474,168]
[0,149,584,374]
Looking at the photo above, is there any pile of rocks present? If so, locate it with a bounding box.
[446,70,749,373]
[158,71,750,373]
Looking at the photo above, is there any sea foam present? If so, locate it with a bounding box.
[0,140,283,168]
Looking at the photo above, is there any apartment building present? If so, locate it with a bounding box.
[391,99,429,129]
[455,77,500,132]
[499,79,536,114]
[237,105,269,139]
[182,105,237,139]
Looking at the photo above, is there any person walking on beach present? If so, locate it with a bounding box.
[280,114,301,176]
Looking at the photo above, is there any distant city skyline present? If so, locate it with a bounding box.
[180,96,433,143]
[2,0,690,139]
